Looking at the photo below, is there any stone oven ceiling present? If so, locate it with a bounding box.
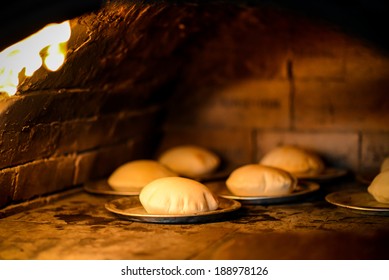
[0,0,102,51]
[1,0,389,52]
[4,0,388,97]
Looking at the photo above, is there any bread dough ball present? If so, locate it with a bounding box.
[260,145,325,175]
[368,171,389,204]
[380,157,389,173]
[108,160,177,192]
[158,145,220,177]
[139,177,219,214]
[226,164,297,196]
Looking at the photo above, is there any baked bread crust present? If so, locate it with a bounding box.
[260,145,325,175]
[226,164,297,196]
[158,145,220,177]
[368,171,389,204]
[139,177,219,214]
[108,160,177,192]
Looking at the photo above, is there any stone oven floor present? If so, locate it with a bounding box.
[1,177,389,260]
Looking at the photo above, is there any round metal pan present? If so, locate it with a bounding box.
[325,190,389,215]
[294,168,348,181]
[105,196,241,224]
[205,181,320,205]
[84,180,140,196]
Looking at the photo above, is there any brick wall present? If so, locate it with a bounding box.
[0,89,163,208]
[0,2,186,209]
[161,6,389,178]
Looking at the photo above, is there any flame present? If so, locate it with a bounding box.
[0,20,71,96]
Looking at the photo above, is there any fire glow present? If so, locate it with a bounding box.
[0,20,71,96]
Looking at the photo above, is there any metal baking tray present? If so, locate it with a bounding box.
[205,180,320,205]
[84,180,140,196]
[325,190,389,215]
[105,196,241,224]
[294,168,348,181]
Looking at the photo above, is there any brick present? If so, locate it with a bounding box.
[57,117,116,155]
[74,135,158,184]
[110,107,164,144]
[74,144,135,184]
[13,156,75,202]
[74,152,100,185]
[295,80,389,131]
[57,107,162,154]
[291,20,346,79]
[17,4,186,94]
[345,38,389,81]
[183,13,290,85]
[0,90,107,130]
[0,123,60,169]
[158,126,254,168]
[360,133,389,176]
[0,94,50,130]
[182,46,288,89]
[120,5,192,58]
[33,90,107,123]
[167,79,291,129]
[0,168,16,209]
[255,131,359,171]
[99,84,163,114]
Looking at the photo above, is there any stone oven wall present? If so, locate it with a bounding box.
[0,2,185,208]
[158,3,389,178]
[1,1,389,209]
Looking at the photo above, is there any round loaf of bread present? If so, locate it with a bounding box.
[260,145,325,175]
[368,171,389,204]
[108,160,177,192]
[380,157,389,173]
[226,164,297,196]
[158,145,220,178]
[139,177,219,214]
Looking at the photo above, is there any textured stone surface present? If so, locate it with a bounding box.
[0,124,60,170]
[56,105,162,156]
[0,91,105,129]
[0,169,16,209]
[1,179,389,260]
[294,80,389,131]
[73,134,159,185]
[290,20,346,79]
[195,231,389,260]
[167,80,291,129]
[345,39,389,81]
[13,156,76,202]
[16,2,204,94]
[73,140,136,184]
[57,117,116,154]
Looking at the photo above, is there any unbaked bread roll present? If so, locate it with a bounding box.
[380,157,389,173]
[260,145,325,175]
[226,164,297,196]
[139,177,219,214]
[108,160,177,192]
[158,145,220,178]
[368,171,389,204]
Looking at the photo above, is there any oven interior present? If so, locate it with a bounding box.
[1,0,389,259]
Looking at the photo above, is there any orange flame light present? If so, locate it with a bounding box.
[0,20,71,96]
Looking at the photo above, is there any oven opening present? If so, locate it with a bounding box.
[1,0,389,260]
